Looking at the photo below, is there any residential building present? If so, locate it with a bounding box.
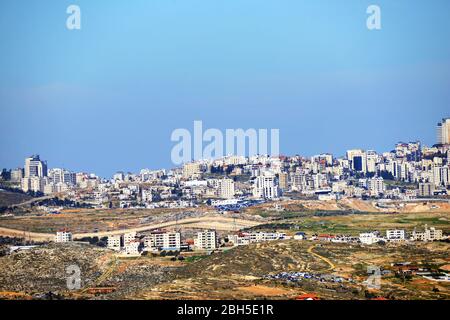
[183,162,201,179]
[253,171,279,199]
[412,226,444,241]
[437,118,450,144]
[347,149,367,173]
[359,232,384,245]
[218,178,235,199]
[55,231,72,243]
[418,183,434,197]
[144,231,181,251]
[194,230,217,250]
[123,232,137,245]
[386,229,406,241]
[124,240,141,256]
[278,172,288,190]
[368,177,385,197]
[10,168,23,182]
[24,155,47,178]
[107,235,121,251]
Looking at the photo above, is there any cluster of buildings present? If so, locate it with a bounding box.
[53,224,446,253]
[1,118,450,208]
[1,155,99,195]
[105,230,218,256]
[359,226,445,245]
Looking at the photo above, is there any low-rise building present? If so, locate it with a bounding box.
[55,231,72,243]
[359,232,385,245]
[144,231,181,251]
[123,231,137,245]
[411,226,444,241]
[107,235,121,251]
[124,240,141,256]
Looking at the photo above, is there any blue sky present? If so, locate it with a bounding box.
[1,0,449,177]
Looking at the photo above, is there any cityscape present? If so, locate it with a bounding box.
[0,118,449,300]
[1,0,450,309]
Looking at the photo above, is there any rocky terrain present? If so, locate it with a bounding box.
[0,239,448,300]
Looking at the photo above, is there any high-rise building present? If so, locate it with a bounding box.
[346,149,367,173]
[367,177,385,196]
[24,155,47,178]
[437,118,450,145]
[253,171,279,199]
[366,150,378,173]
[278,172,288,190]
[49,168,76,186]
[218,178,235,199]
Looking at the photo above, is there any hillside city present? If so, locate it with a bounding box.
[2,118,449,208]
[0,118,449,300]
[0,119,449,251]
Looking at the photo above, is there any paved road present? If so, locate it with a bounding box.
[8,195,55,209]
[73,216,261,238]
[0,215,262,241]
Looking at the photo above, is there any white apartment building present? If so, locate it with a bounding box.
[368,177,385,197]
[144,231,181,251]
[24,155,47,178]
[432,166,449,187]
[123,232,137,245]
[194,230,217,250]
[359,232,385,245]
[386,229,406,241]
[49,168,76,186]
[346,149,367,173]
[366,150,378,173]
[228,232,287,246]
[107,235,122,251]
[253,171,279,199]
[55,231,72,243]
[218,178,235,199]
[248,232,286,242]
[124,241,141,256]
[227,234,251,246]
[411,226,444,241]
[21,176,46,193]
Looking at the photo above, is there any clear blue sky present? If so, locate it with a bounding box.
[1,0,449,177]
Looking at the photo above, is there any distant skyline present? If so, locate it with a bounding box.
[1,0,450,177]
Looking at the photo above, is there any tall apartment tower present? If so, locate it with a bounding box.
[218,178,235,199]
[346,149,367,173]
[437,118,450,145]
[24,155,47,178]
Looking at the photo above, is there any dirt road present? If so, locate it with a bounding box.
[0,215,262,241]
